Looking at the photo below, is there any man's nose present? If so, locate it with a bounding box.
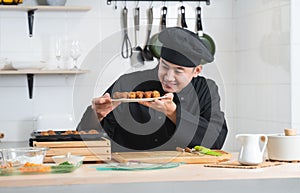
[165,69,175,81]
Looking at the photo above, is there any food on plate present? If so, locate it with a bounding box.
[37,129,100,137]
[79,130,87,134]
[144,91,152,98]
[135,91,144,98]
[193,145,222,156]
[113,90,161,99]
[18,162,51,173]
[61,130,74,135]
[73,130,79,135]
[48,130,56,135]
[152,90,160,98]
[88,129,99,134]
[128,92,136,99]
[51,161,78,173]
[113,91,128,99]
[40,131,49,136]
[40,130,56,136]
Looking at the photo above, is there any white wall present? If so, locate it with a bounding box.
[291,0,300,130]
[228,0,291,151]
[0,0,293,152]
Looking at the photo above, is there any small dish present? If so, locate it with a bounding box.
[111,96,167,103]
[52,154,85,165]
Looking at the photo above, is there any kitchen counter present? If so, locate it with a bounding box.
[1,142,300,193]
[1,160,300,193]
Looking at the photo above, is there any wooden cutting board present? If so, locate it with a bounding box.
[112,150,231,164]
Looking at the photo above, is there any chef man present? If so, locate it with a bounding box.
[79,27,228,151]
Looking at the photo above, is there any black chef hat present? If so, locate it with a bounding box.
[158,27,214,67]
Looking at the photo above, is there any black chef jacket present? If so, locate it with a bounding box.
[77,66,227,151]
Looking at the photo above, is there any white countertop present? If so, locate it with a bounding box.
[1,158,300,193]
[1,142,300,193]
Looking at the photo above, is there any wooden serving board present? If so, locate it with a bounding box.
[112,150,231,164]
[33,138,111,163]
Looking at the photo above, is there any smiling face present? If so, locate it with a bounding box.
[158,58,203,93]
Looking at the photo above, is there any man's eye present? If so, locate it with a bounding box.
[175,70,184,73]
[162,65,168,69]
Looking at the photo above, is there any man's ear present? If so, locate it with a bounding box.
[193,65,203,77]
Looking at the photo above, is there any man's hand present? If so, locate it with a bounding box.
[92,93,121,121]
[139,93,177,123]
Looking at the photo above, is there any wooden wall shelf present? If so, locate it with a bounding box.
[0,69,89,75]
[0,5,91,37]
[0,5,91,11]
[0,69,89,99]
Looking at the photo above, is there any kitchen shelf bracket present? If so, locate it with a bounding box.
[27,73,34,99]
[27,9,37,37]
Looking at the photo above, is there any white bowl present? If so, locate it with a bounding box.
[12,61,47,70]
[46,0,66,6]
[267,134,300,161]
[0,147,48,166]
[52,155,85,165]
[0,58,14,70]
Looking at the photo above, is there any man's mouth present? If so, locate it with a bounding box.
[163,81,176,90]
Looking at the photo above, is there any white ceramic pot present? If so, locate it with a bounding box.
[267,134,300,161]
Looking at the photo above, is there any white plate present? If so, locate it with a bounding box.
[111,96,167,103]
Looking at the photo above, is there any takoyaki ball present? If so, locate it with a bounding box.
[120,92,129,98]
[73,131,79,135]
[47,130,56,135]
[135,91,144,99]
[152,90,160,98]
[144,91,153,98]
[40,131,49,136]
[88,129,99,134]
[128,92,136,99]
[79,130,87,134]
[113,92,122,99]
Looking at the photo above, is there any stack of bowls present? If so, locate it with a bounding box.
[46,0,66,6]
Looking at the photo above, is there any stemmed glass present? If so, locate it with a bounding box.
[70,40,81,70]
[55,39,62,69]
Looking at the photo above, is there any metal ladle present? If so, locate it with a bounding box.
[130,5,144,67]
[141,7,154,61]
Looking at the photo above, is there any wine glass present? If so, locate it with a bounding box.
[55,39,62,69]
[70,40,81,70]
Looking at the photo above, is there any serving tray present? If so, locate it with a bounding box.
[30,131,104,142]
[111,96,167,103]
[0,162,82,176]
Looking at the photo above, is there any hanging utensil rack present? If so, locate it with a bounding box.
[107,0,211,6]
